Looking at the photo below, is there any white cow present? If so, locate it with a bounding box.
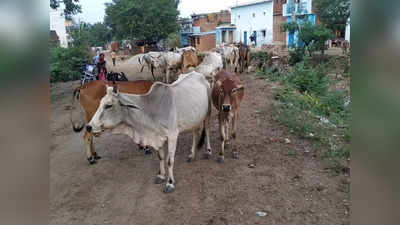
[139,51,166,80]
[215,45,239,72]
[174,46,197,54]
[195,52,223,83]
[161,52,183,83]
[86,71,212,193]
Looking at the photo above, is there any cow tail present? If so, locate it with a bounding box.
[71,87,84,133]
[197,127,206,148]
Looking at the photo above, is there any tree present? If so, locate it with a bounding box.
[314,0,351,31]
[104,0,180,43]
[50,0,82,16]
[281,22,332,57]
[69,22,112,48]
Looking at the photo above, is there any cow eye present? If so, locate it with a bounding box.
[105,104,113,109]
[232,89,237,94]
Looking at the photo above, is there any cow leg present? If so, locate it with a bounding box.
[232,112,239,159]
[187,129,199,162]
[218,121,226,163]
[203,117,212,159]
[84,131,98,165]
[166,69,170,83]
[155,146,166,184]
[164,137,178,193]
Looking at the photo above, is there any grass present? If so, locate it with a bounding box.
[256,56,350,172]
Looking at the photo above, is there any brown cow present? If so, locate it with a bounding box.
[181,50,199,73]
[237,43,251,73]
[71,80,153,164]
[211,70,244,162]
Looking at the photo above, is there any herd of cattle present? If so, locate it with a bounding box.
[70,44,249,193]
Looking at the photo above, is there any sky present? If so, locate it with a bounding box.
[76,0,251,24]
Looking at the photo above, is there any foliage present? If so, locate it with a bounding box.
[314,0,351,31]
[287,61,330,96]
[166,32,182,49]
[104,0,180,43]
[50,0,82,16]
[50,46,91,83]
[310,25,333,56]
[282,22,333,57]
[69,22,112,48]
[288,47,305,65]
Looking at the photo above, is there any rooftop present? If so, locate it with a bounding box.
[230,0,273,9]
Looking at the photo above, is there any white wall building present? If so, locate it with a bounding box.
[345,18,350,42]
[50,3,68,48]
[230,0,274,47]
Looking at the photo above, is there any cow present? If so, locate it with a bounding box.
[174,46,197,54]
[71,80,154,164]
[237,43,251,73]
[215,45,239,72]
[139,52,166,80]
[341,40,350,55]
[181,49,199,73]
[162,51,183,83]
[195,52,223,83]
[211,70,244,162]
[86,71,212,193]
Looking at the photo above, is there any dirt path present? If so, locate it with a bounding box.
[50,71,349,225]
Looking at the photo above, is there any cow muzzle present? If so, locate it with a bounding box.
[222,104,231,112]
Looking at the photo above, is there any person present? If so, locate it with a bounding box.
[92,49,100,65]
[111,50,117,66]
[97,67,106,81]
[96,53,107,80]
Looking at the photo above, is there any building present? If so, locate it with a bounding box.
[49,3,68,48]
[216,24,236,46]
[189,10,231,51]
[345,18,350,42]
[230,0,274,47]
[273,0,287,46]
[282,0,316,47]
[179,18,194,47]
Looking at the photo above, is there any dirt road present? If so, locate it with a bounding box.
[50,68,349,225]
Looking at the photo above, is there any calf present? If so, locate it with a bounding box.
[211,70,244,162]
[71,80,153,164]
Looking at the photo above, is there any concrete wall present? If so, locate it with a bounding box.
[192,11,231,32]
[231,1,274,47]
[345,19,350,42]
[49,3,68,48]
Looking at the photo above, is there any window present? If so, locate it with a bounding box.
[263,12,266,16]
[252,13,256,18]
[238,15,240,19]
[262,30,266,37]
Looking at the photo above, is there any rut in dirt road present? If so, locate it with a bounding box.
[50,72,349,225]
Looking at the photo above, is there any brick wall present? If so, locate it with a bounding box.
[192,11,231,32]
[192,34,216,52]
[273,15,286,45]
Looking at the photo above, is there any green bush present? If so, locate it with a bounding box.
[287,62,329,95]
[50,46,91,83]
[288,48,305,65]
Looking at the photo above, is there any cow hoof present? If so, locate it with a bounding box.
[187,154,195,162]
[155,175,165,184]
[203,152,212,159]
[144,147,152,155]
[232,152,239,159]
[164,183,175,193]
[87,156,97,165]
[217,155,225,163]
[93,152,101,160]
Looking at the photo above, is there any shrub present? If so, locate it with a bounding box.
[287,62,329,96]
[50,46,91,83]
[288,47,305,65]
